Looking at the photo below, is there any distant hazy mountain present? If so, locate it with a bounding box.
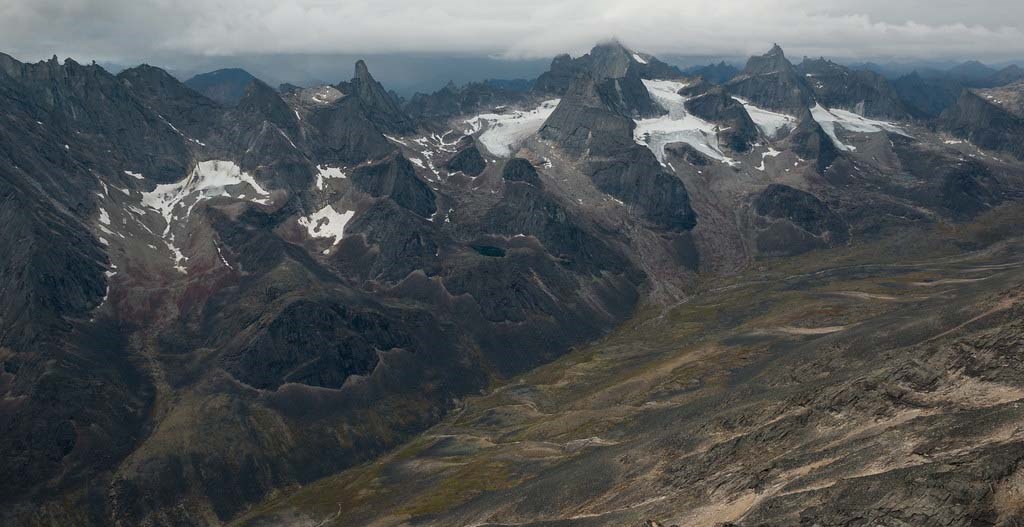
[682,61,741,84]
[184,68,257,105]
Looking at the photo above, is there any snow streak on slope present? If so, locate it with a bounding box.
[634,79,736,165]
[810,104,909,151]
[299,204,356,254]
[464,99,560,157]
[733,96,797,138]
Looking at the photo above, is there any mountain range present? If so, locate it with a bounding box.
[3,39,1024,527]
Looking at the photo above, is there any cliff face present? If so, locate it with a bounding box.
[941,89,1024,161]
[798,58,911,119]
[727,44,815,113]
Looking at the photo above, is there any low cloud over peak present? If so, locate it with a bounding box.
[2,0,1023,64]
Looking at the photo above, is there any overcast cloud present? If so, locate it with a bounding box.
[2,0,1023,64]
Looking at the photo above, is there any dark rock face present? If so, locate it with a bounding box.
[990,64,1024,86]
[890,139,1006,221]
[340,200,443,282]
[753,184,849,256]
[446,139,487,176]
[606,65,664,118]
[533,54,586,95]
[727,44,814,113]
[405,80,530,120]
[501,157,541,186]
[797,58,910,119]
[940,90,1024,161]
[891,72,966,118]
[0,56,156,521]
[540,73,697,232]
[533,40,681,101]
[341,60,417,134]
[891,64,1024,119]
[221,299,413,390]
[787,107,841,172]
[683,61,741,84]
[292,60,417,166]
[184,68,257,106]
[0,55,192,183]
[278,82,302,95]
[118,65,224,138]
[228,79,303,154]
[235,80,300,135]
[685,87,760,152]
[664,142,711,166]
[0,175,107,348]
[306,94,397,165]
[587,148,698,232]
[539,72,638,155]
[350,154,437,217]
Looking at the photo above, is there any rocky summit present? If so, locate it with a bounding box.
[2,37,1024,527]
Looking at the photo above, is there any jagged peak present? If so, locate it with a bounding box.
[119,63,177,81]
[240,77,279,99]
[0,52,22,77]
[741,43,796,76]
[346,59,416,134]
[354,59,373,83]
[236,78,297,126]
[591,38,632,55]
[551,53,573,64]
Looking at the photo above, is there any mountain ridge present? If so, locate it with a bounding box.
[2,40,1024,527]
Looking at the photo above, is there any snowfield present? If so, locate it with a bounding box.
[142,160,271,234]
[464,99,560,157]
[810,104,909,151]
[139,160,273,274]
[299,204,356,254]
[634,79,737,165]
[732,97,797,138]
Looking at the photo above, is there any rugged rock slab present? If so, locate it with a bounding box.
[941,90,1024,161]
[798,57,910,119]
[727,44,814,113]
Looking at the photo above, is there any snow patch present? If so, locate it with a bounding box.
[299,204,355,254]
[810,104,909,152]
[314,165,346,190]
[142,160,270,237]
[164,239,188,274]
[124,170,144,180]
[632,53,648,65]
[634,80,736,165]
[755,147,782,171]
[464,99,560,157]
[732,97,797,138]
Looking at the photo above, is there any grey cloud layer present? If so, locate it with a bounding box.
[2,0,1023,62]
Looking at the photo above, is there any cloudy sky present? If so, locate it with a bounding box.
[2,0,1023,64]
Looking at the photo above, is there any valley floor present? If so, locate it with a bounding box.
[235,204,1024,527]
